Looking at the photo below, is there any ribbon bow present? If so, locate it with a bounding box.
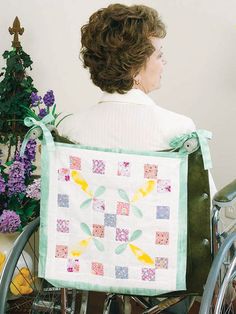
[20,113,55,157]
[169,129,212,170]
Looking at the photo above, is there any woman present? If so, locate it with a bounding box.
[61,3,195,150]
[60,4,201,313]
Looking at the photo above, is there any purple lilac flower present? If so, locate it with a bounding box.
[38,108,47,118]
[0,174,5,193]
[43,90,55,107]
[0,210,21,233]
[7,161,26,196]
[26,178,40,200]
[24,139,37,162]
[30,92,42,107]
[15,139,37,176]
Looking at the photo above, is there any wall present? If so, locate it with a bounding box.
[0,0,235,189]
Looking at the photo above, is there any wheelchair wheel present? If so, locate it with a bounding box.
[200,232,236,314]
[0,218,79,313]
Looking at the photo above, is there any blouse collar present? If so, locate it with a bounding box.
[98,89,156,107]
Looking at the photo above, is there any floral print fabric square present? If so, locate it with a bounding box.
[104,213,117,227]
[144,164,158,179]
[92,160,105,174]
[93,224,104,238]
[58,168,70,181]
[67,258,80,272]
[69,156,81,170]
[58,194,69,208]
[57,219,69,233]
[156,206,170,219]
[55,245,68,258]
[117,202,130,216]
[157,179,171,193]
[92,262,104,275]
[142,268,155,281]
[93,199,105,212]
[115,266,128,279]
[116,228,129,242]
[155,257,168,269]
[156,231,169,245]
[117,161,130,177]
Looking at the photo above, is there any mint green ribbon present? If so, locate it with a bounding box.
[20,113,55,157]
[169,129,212,170]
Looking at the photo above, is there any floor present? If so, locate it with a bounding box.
[8,291,201,313]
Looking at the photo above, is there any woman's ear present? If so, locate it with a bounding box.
[133,73,141,86]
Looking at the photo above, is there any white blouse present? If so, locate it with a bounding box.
[60,89,195,151]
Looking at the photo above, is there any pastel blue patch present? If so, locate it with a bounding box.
[115,266,128,279]
[58,194,69,208]
[156,206,170,219]
[104,213,117,227]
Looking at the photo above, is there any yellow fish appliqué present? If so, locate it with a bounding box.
[71,237,92,257]
[131,180,155,202]
[71,170,93,197]
[129,243,154,265]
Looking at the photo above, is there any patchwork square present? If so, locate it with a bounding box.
[67,258,80,272]
[155,257,168,269]
[55,245,68,258]
[156,206,170,219]
[69,156,81,170]
[117,161,130,177]
[58,194,69,208]
[93,199,105,212]
[157,180,171,193]
[93,224,104,238]
[115,266,128,279]
[116,228,129,242]
[117,201,130,216]
[92,262,104,276]
[142,268,155,281]
[155,232,169,245]
[58,168,70,181]
[104,213,117,227]
[92,160,105,174]
[144,164,158,179]
[57,219,69,233]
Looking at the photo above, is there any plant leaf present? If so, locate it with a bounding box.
[80,223,92,236]
[131,205,143,218]
[92,238,104,251]
[129,230,142,242]
[80,198,92,209]
[94,186,106,198]
[118,189,130,202]
[115,243,128,254]
[56,114,73,127]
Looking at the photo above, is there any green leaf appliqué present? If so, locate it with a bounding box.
[94,186,106,198]
[118,189,130,202]
[80,223,92,236]
[115,243,128,254]
[92,238,105,252]
[131,205,143,218]
[129,230,142,242]
[80,198,92,209]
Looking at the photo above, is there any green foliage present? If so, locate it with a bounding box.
[0,48,37,136]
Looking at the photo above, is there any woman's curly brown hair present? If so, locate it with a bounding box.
[80,4,166,94]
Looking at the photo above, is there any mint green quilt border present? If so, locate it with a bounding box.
[38,144,50,278]
[176,156,188,290]
[39,142,188,295]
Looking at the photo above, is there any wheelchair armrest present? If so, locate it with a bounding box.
[213,179,236,204]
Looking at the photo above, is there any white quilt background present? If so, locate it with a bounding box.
[40,144,188,295]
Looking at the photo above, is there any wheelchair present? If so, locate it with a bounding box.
[0,128,235,314]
